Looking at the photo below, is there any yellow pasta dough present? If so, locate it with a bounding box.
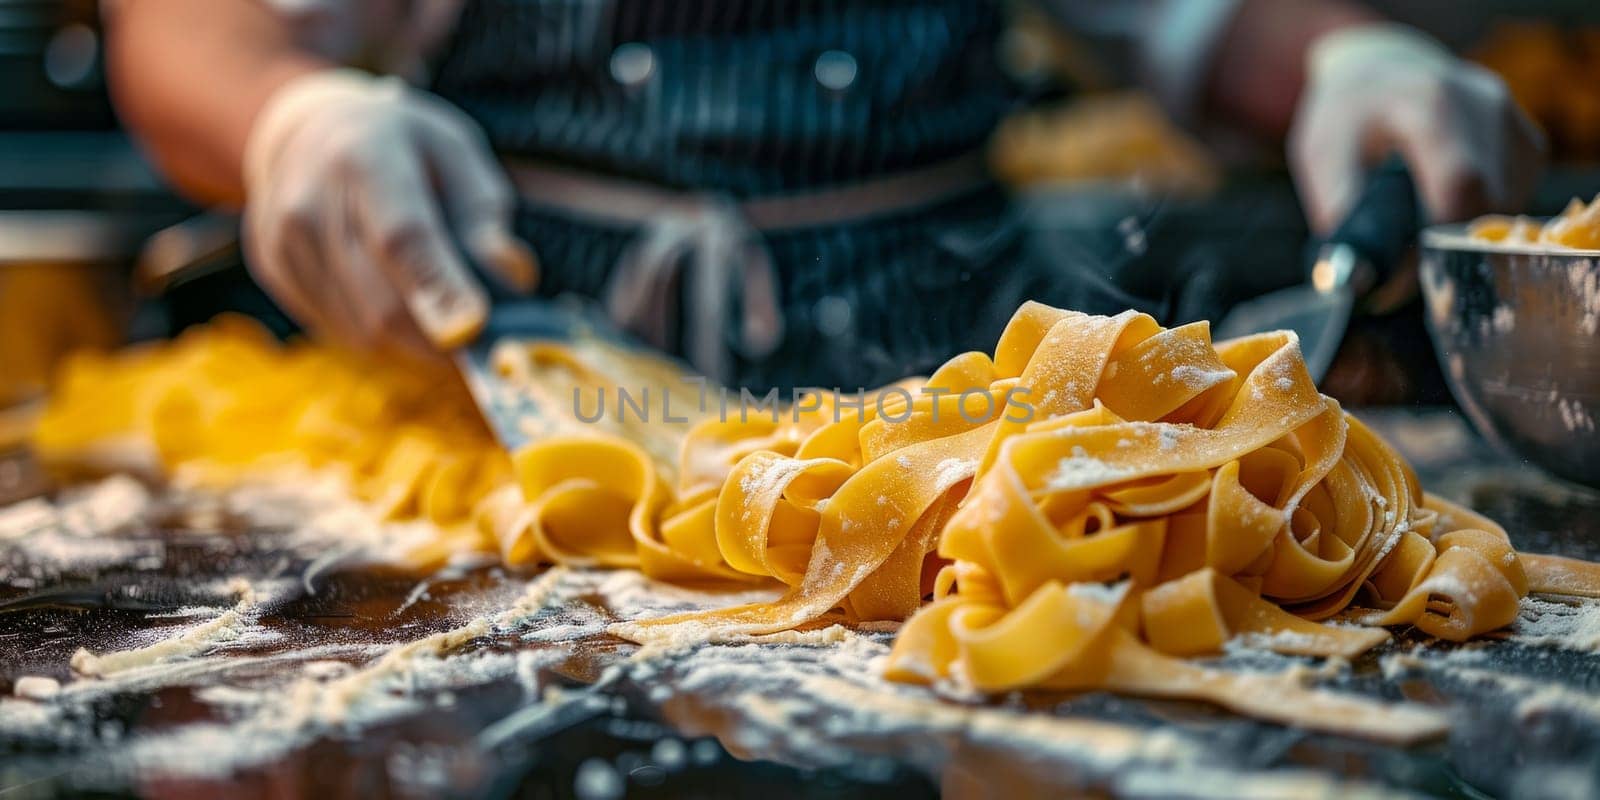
[31,302,1600,743]
[33,316,509,563]
[1469,193,1600,249]
[619,305,1526,643]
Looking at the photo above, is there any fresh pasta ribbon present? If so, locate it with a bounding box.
[1521,552,1600,599]
[599,302,1591,740]
[33,317,507,564]
[1140,568,1391,658]
[31,301,1600,742]
[1469,193,1600,249]
[887,580,1448,744]
[505,434,754,583]
[871,308,1536,672]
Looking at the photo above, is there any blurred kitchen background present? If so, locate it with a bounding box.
[3,0,1600,426]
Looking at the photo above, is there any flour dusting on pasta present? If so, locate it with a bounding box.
[27,302,1600,742]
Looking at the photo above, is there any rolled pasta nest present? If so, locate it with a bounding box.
[32,302,1600,743]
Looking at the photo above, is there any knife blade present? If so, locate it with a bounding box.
[1212,277,1354,382]
[454,298,644,451]
[1214,157,1420,383]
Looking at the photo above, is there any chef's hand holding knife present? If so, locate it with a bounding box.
[1289,23,1545,238]
[121,0,1545,364]
[242,69,538,356]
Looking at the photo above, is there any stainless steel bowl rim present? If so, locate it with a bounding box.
[1422,222,1600,259]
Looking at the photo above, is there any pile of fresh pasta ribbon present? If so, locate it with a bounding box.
[34,302,1600,742]
[1470,192,1600,248]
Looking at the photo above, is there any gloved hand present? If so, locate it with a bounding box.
[242,69,536,354]
[1290,23,1545,234]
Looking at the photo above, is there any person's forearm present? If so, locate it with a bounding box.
[106,0,332,206]
[1205,0,1381,138]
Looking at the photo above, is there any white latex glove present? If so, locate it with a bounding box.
[1289,24,1545,235]
[243,68,536,354]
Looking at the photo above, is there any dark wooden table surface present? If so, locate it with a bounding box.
[1,407,1598,799]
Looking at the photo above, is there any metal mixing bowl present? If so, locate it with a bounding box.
[1420,224,1600,487]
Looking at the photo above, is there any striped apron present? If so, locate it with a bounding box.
[429,0,1146,390]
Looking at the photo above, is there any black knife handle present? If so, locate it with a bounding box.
[1316,154,1420,290]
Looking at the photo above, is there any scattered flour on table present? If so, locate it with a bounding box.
[1231,629,1316,651]
[12,676,61,700]
[0,476,157,573]
[1,575,583,778]
[0,469,451,577]
[270,567,578,731]
[1512,595,1600,652]
[78,558,1368,794]
[69,578,284,677]
[1385,660,1600,726]
[639,625,1392,798]
[1380,597,1600,729]
[0,545,785,783]
[0,696,68,739]
[10,474,1600,795]
[0,498,57,541]
[45,475,153,535]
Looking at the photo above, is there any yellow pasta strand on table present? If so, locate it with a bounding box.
[33,317,507,565]
[598,302,1596,741]
[31,301,1600,744]
[1140,568,1390,658]
[1522,552,1600,599]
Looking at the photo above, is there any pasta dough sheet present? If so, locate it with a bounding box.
[32,303,1600,742]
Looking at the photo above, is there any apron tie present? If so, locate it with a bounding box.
[603,199,783,380]
[503,151,987,381]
